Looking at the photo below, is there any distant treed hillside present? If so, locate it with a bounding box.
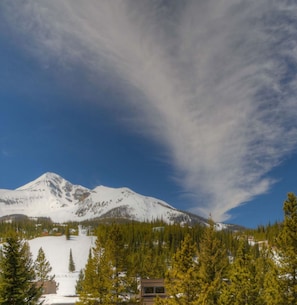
[0,214,278,279]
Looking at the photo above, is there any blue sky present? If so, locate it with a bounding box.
[1,1,297,228]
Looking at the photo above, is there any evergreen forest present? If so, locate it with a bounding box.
[0,192,297,304]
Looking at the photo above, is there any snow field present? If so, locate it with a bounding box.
[28,234,95,296]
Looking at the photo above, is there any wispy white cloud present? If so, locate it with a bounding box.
[2,0,297,221]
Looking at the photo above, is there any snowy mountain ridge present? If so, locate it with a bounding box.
[0,172,209,225]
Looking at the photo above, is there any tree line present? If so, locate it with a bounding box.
[76,192,297,305]
[0,192,296,304]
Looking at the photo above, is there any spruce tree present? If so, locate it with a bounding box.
[196,219,229,305]
[76,249,97,304]
[261,249,284,305]
[76,238,114,305]
[65,225,70,240]
[141,246,167,278]
[75,269,85,295]
[105,224,131,305]
[219,239,259,305]
[0,246,3,261]
[155,233,199,305]
[34,247,54,282]
[0,232,42,305]
[68,248,75,272]
[277,192,297,304]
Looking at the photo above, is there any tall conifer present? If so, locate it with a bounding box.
[65,225,70,240]
[196,219,229,304]
[68,248,75,272]
[75,269,84,295]
[277,192,297,304]
[106,224,133,305]
[261,251,284,305]
[34,247,54,282]
[219,239,259,305]
[155,233,199,305]
[0,232,42,305]
[76,238,114,305]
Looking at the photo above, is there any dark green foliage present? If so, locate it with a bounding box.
[219,239,259,305]
[0,232,42,305]
[155,233,200,305]
[34,247,54,282]
[154,220,230,305]
[75,269,84,295]
[196,219,229,304]
[76,237,114,305]
[65,225,70,240]
[245,221,282,246]
[276,192,297,304]
[258,246,284,305]
[68,248,75,272]
[0,216,79,240]
[4,193,297,305]
[83,221,206,280]
[219,239,283,305]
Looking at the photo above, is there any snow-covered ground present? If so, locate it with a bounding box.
[28,233,95,304]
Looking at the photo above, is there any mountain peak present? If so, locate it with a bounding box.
[16,172,65,191]
[0,172,211,226]
[39,172,62,180]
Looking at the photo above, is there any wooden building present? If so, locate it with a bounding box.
[140,279,167,305]
[36,280,57,295]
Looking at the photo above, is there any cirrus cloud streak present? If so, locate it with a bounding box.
[2,0,297,221]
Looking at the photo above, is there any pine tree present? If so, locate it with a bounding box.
[77,224,140,305]
[0,232,42,305]
[34,247,54,282]
[196,219,229,305]
[65,225,70,240]
[141,246,167,278]
[276,192,297,304]
[0,246,3,261]
[75,269,84,295]
[219,239,259,305]
[155,233,199,305]
[105,224,131,305]
[76,238,114,305]
[68,248,75,272]
[76,249,97,304]
[261,248,284,305]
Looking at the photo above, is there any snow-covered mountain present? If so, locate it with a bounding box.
[0,172,208,225]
